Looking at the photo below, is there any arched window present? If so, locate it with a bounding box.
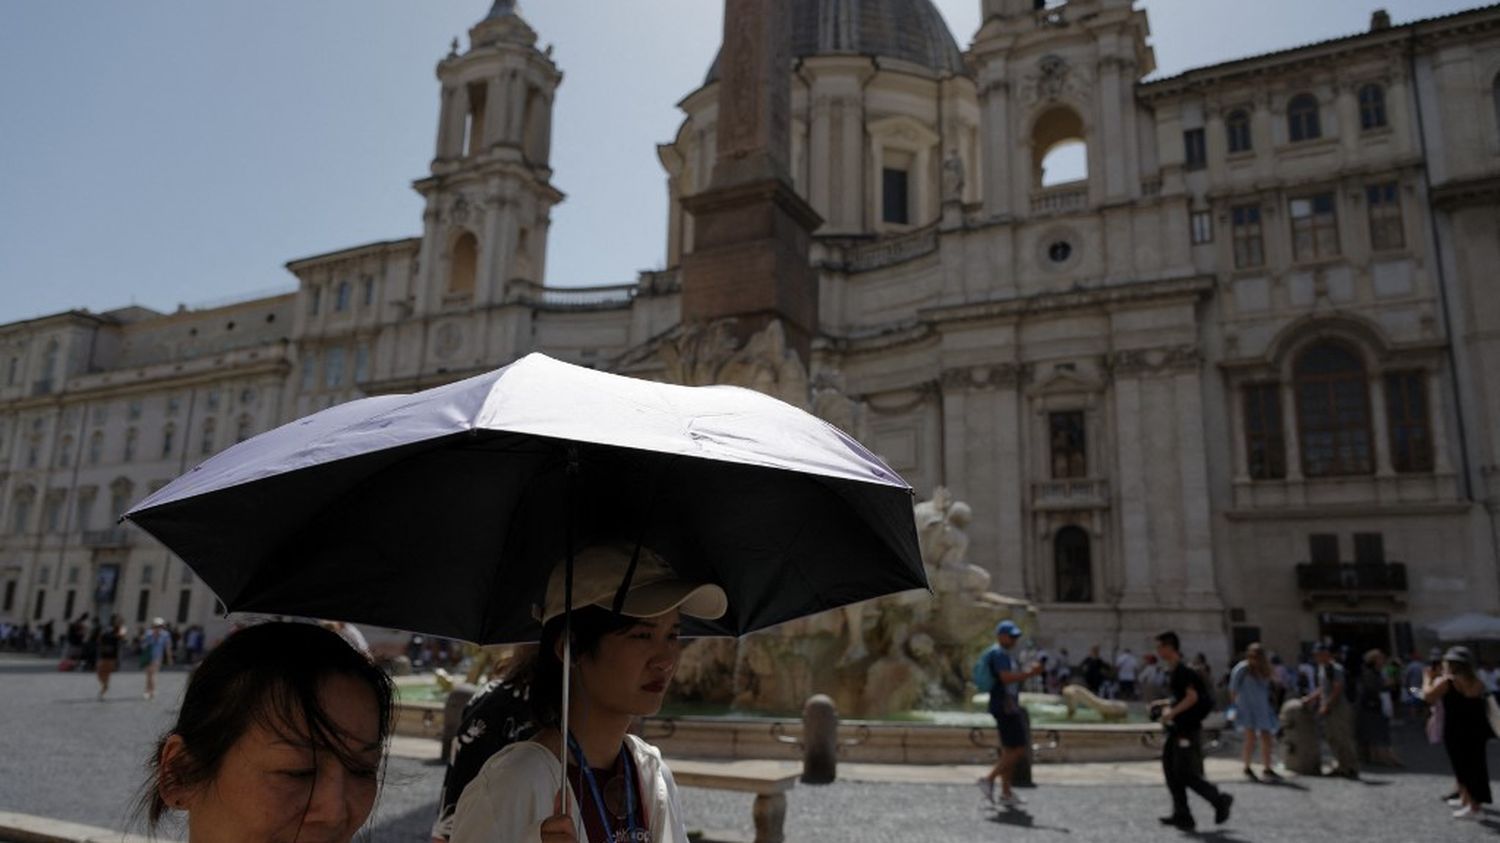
[1294,342,1373,477]
[1226,109,1252,153]
[1358,84,1387,130]
[1287,94,1321,142]
[1032,107,1088,188]
[449,232,478,296]
[1054,526,1092,603]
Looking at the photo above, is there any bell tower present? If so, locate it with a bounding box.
[412,1,563,317]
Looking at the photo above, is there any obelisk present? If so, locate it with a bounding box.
[679,0,822,359]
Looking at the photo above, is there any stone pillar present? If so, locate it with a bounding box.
[482,77,504,152]
[1113,377,1153,601]
[1099,58,1126,200]
[1369,374,1395,477]
[1279,382,1303,481]
[507,73,526,147]
[436,86,456,160]
[1427,370,1454,475]
[808,94,832,220]
[978,72,1012,218]
[1174,371,1218,599]
[447,85,471,158]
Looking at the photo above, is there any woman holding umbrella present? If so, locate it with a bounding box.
[451,543,727,843]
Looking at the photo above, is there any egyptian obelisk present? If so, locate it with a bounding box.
[678,0,821,360]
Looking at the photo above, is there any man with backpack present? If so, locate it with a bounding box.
[975,620,1043,808]
[1152,630,1233,831]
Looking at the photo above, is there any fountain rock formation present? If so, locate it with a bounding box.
[672,482,1034,718]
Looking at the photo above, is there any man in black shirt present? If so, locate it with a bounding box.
[1152,630,1233,831]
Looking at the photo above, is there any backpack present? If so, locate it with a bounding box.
[973,645,998,693]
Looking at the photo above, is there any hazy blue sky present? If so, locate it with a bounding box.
[0,0,1478,324]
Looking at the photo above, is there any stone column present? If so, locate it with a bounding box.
[807,94,832,220]
[1175,372,1218,600]
[1229,381,1251,484]
[1113,377,1153,601]
[482,78,504,153]
[994,383,1027,596]
[978,72,1012,218]
[1279,382,1303,481]
[1099,57,1126,200]
[446,86,471,158]
[1427,370,1454,475]
[1369,374,1395,476]
[435,86,456,160]
[507,74,526,147]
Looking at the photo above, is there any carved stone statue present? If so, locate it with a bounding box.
[941,150,965,205]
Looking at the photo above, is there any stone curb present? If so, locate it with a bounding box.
[0,811,151,843]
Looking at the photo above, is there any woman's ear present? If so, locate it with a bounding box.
[158,734,193,810]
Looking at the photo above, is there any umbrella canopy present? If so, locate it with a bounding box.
[1426,612,1500,642]
[124,353,925,644]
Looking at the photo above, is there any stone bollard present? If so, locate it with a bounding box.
[1278,697,1320,775]
[440,684,479,765]
[800,694,839,784]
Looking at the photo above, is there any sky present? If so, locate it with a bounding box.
[0,0,1481,325]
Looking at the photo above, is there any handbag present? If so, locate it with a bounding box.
[1426,698,1444,744]
[1486,694,1500,739]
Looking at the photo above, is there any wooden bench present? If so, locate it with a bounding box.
[668,759,799,843]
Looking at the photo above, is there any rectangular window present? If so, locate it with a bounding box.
[1231,204,1264,269]
[33,589,45,620]
[75,495,94,532]
[1367,182,1404,251]
[301,353,318,392]
[63,589,76,620]
[1290,193,1339,260]
[308,286,322,316]
[881,167,910,225]
[1183,128,1207,171]
[206,389,220,411]
[1309,533,1339,565]
[1190,210,1213,244]
[1385,370,1433,473]
[43,497,63,534]
[1048,411,1088,479]
[1353,532,1385,565]
[2,580,14,612]
[362,277,375,307]
[1227,114,1253,154]
[177,588,192,624]
[1243,384,1286,479]
[354,345,370,385]
[325,347,345,389]
[136,588,150,624]
[128,400,142,421]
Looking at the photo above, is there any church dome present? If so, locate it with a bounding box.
[704,0,967,84]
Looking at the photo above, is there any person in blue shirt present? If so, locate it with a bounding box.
[977,620,1042,807]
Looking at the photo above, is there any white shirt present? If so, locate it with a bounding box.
[1481,667,1500,693]
[451,734,687,843]
[1115,652,1138,681]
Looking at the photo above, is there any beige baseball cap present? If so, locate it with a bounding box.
[537,543,727,626]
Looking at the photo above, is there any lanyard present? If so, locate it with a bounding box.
[566,733,640,842]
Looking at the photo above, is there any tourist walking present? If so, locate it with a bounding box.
[1081,645,1107,695]
[1423,646,1494,820]
[449,544,727,842]
[133,621,394,840]
[1229,643,1280,782]
[977,620,1044,809]
[1115,648,1139,700]
[1153,630,1233,831]
[140,617,173,700]
[94,615,125,700]
[1304,642,1358,778]
[1357,650,1400,767]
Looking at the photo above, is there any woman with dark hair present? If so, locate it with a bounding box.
[450,543,727,843]
[135,620,395,841]
[1424,646,1493,820]
[1357,649,1400,767]
[94,614,126,700]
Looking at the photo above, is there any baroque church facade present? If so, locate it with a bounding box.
[3,0,1499,662]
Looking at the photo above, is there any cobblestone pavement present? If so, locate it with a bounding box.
[3,653,1499,841]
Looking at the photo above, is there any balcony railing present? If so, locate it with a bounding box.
[1295,562,1408,592]
[81,527,134,548]
[1032,478,1110,509]
[1030,184,1089,216]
